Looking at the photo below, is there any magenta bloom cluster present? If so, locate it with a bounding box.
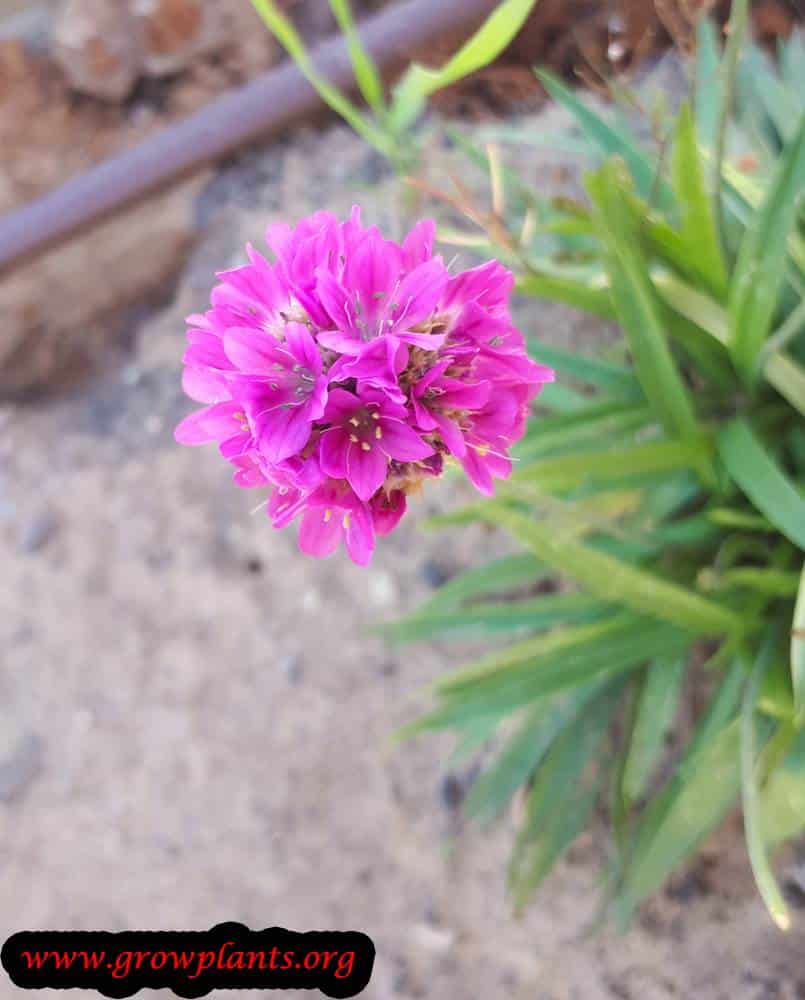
[175,208,553,565]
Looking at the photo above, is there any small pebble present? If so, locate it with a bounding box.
[439,772,465,810]
[420,559,452,589]
[19,510,57,553]
[279,654,303,685]
[0,731,43,802]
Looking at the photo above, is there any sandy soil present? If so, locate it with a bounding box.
[1,117,805,1000]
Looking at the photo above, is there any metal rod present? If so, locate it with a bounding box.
[0,0,497,275]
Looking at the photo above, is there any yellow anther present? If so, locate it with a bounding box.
[361,442,371,451]
[370,411,380,420]
[343,513,351,529]
[375,427,383,439]
[349,417,361,427]
[323,509,332,522]
[350,433,359,443]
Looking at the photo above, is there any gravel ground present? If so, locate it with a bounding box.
[1,112,804,1000]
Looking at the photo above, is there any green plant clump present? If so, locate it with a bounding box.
[253,0,805,928]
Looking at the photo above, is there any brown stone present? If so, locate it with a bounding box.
[52,0,140,101]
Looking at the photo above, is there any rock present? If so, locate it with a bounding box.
[53,0,140,101]
[0,730,43,802]
[0,173,207,399]
[19,510,58,553]
[133,0,231,77]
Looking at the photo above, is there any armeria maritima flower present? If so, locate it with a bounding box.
[175,207,554,565]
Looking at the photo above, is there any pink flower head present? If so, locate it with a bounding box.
[176,207,554,564]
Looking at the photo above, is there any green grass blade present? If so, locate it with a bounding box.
[694,19,722,153]
[413,553,545,615]
[741,643,792,930]
[718,419,805,550]
[465,682,602,824]
[250,0,391,155]
[672,103,728,298]
[482,505,743,637]
[389,0,540,132]
[516,269,617,319]
[508,681,624,910]
[728,115,805,381]
[536,70,675,212]
[509,436,713,494]
[382,593,603,644]
[622,657,685,805]
[614,659,746,924]
[586,162,699,441]
[792,563,805,722]
[523,339,639,395]
[328,0,385,113]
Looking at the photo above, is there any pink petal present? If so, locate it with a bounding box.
[346,442,387,501]
[378,419,434,463]
[344,503,375,566]
[258,405,313,464]
[298,507,343,559]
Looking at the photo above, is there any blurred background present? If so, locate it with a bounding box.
[1,1,804,997]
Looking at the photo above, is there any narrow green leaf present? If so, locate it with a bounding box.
[728,115,805,381]
[516,269,617,319]
[510,436,712,494]
[328,0,385,113]
[465,682,601,824]
[761,726,805,843]
[741,643,792,930]
[622,657,685,805]
[792,563,805,721]
[672,103,728,298]
[694,19,722,154]
[536,70,675,212]
[382,593,603,644]
[250,0,391,155]
[524,341,638,397]
[586,163,699,441]
[718,419,805,551]
[614,660,747,924]
[414,553,545,616]
[482,505,744,636]
[509,682,623,910]
[389,0,540,132]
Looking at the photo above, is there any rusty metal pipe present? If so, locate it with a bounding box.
[0,0,497,275]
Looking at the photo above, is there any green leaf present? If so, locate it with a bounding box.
[515,402,654,463]
[741,643,792,930]
[622,657,685,805]
[718,419,805,551]
[328,0,385,113]
[613,660,746,924]
[792,564,805,722]
[728,115,805,381]
[250,0,391,155]
[536,70,675,212]
[389,0,540,132]
[586,162,700,441]
[481,505,744,637]
[524,340,639,395]
[516,269,617,319]
[671,103,728,298]
[761,726,805,843]
[510,435,713,494]
[694,19,722,153]
[413,553,545,616]
[382,592,603,644]
[465,682,601,824]
[410,616,689,735]
[508,681,624,910]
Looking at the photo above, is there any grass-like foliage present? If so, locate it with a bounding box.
[250,0,805,927]
[389,15,805,927]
